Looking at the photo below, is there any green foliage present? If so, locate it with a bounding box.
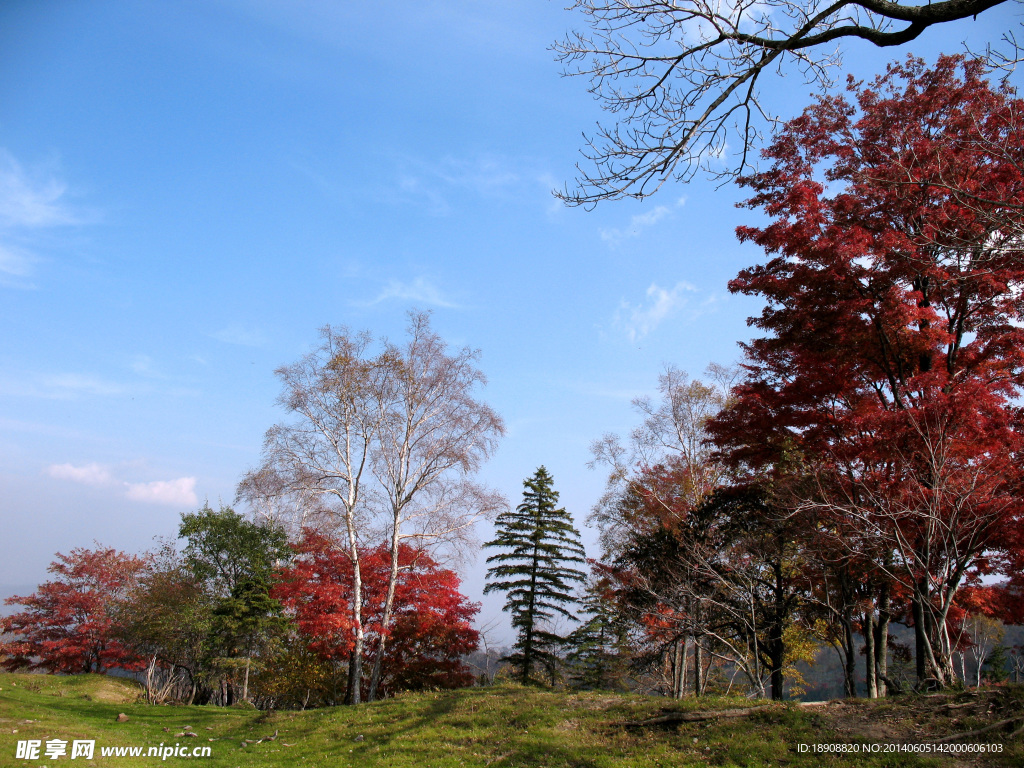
[174,506,293,704]
[484,467,586,685]
[565,577,633,691]
[985,645,1010,684]
[178,504,291,596]
[207,578,289,665]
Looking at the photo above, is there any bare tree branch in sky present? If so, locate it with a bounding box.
[555,0,1016,205]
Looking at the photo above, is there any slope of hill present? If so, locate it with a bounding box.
[0,673,1021,767]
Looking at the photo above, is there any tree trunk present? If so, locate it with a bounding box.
[679,637,689,698]
[243,656,251,703]
[694,640,704,697]
[670,639,683,699]
[368,523,403,702]
[769,633,784,701]
[146,654,157,704]
[913,592,927,686]
[843,612,857,698]
[345,513,366,705]
[874,584,890,698]
[864,612,877,699]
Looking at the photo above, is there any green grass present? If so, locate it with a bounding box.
[0,673,1016,767]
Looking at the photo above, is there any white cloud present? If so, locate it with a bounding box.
[367,277,458,308]
[0,150,78,229]
[0,149,87,289]
[600,205,672,246]
[616,282,697,342]
[125,477,198,507]
[47,462,114,486]
[130,355,158,377]
[47,462,198,507]
[210,324,267,347]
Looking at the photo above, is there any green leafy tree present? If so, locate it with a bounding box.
[177,505,292,704]
[484,467,586,684]
[179,504,290,597]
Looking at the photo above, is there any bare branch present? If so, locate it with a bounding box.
[556,0,1018,204]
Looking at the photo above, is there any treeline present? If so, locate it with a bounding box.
[0,506,480,708]
[3,312,506,708]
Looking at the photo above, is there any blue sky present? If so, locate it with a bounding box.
[2,0,1021,642]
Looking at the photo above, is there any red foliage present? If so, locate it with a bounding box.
[0,545,147,674]
[710,55,1024,679]
[273,532,479,694]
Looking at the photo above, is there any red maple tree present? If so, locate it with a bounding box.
[0,545,147,674]
[273,531,479,697]
[711,55,1024,690]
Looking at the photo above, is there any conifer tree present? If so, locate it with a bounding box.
[565,576,632,691]
[484,466,586,684]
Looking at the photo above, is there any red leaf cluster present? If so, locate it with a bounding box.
[0,546,147,674]
[710,56,1024,678]
[273,532,479,694]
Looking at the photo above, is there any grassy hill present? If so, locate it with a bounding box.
[0,672,1021,767]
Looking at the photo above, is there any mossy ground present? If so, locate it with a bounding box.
[0,673,1020,767]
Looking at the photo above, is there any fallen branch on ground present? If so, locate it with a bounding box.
[622,705,775,727]
[931,716,1024,743]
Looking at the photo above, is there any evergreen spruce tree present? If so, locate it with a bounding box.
[565,577,632,691]
[484,466,586,684]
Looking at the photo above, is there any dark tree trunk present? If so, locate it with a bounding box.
[769,630,785,700]
[843,612,857,698]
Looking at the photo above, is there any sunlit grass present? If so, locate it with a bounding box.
[1,673,1018,767]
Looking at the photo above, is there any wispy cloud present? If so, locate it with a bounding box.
[0,245,38,289]
[47,462,114,486]
[1,361,201,400]
[36,373,126,398]
[0,151,80,229]
[600,197,687,246]
[616,282,698,342]
[389,154,520,215]
[210,324,267,347]
[365,277,458,308]
[130,355,160,378]
[46,462,198,507]
[0,149,85,289]
[381,153,557,216]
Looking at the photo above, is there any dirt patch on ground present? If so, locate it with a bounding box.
[86,679,140,704]
[812,688,1024,767]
